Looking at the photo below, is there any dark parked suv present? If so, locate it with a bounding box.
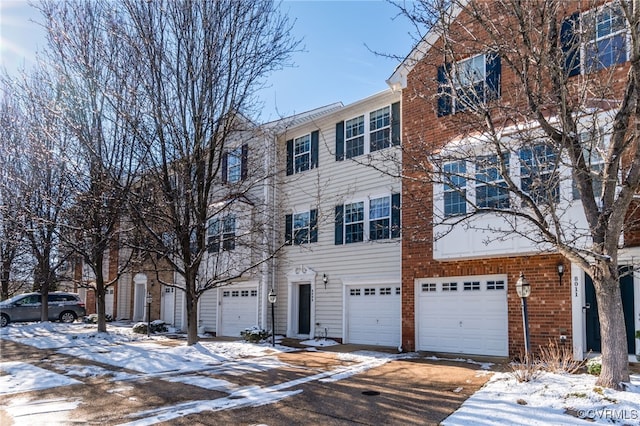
[0,292,86,327]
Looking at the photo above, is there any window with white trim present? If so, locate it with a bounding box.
[335,102,400,160]
[293,212,311,245]
[335,194,400,245]
[345,201,364,243]
[227,147,242,183]
[294,134,311,173]
[519,144,559,204]
[475,154,510,209]
[369,196,391,240]
[345,115,365,159]
[443,161,467,217]
[370,106,391,152]
[285,209,318,245]
[207,215,236,253]
[584,2,628,72]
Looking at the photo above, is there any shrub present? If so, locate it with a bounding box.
[83,314,113,324]
[132,320,168,334]
[537,340,585,374]
[509,352,541,383]
[586,357,602,376]
[241,326,270,343]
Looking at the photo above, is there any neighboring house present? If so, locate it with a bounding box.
[387,0,640,358]
[272,90,402,346]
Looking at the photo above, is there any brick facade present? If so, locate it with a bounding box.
[399,0,635,357]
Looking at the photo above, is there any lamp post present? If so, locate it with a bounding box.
[557,263,565,285]
[146,292,153,338]
[268,288,276,347]
[515,272,531,357]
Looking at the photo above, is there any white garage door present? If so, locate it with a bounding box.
[417,276,508,357]
[346,284,401,347]
[219,286,258,338]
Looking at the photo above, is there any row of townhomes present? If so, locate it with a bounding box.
[67,0,640,361]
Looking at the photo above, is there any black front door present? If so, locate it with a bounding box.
[298,284,311,335]
[585,268,635,354]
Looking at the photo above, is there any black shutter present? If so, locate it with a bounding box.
[391,193,401,239]
[221,152,228,183]
[485,53,501,101]
[285,214,292,245]
[561,12,581,77]
[286,139,294,176]
[335,121,344,161]
[240,144,248,181]
[437,64,452,116]
[334,205,344,245]
[310,209,318,243]
[311,130,319,169]
[391,102,400,146]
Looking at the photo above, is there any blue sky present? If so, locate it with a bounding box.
[0,0,415,121]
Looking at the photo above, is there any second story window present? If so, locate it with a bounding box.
[475,154,510,209]
[286,131,319,176]
[335,194,401,244]
[207,215,236,253]
[443,161,467,217]
[344,201,364,243]
[519,144,559,204]
[335,102,401,161]
[284,209,318,245]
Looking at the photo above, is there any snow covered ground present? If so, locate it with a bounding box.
[1,321,640,425]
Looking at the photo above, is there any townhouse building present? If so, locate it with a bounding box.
[273,90,402,345]
[387,0,640,359]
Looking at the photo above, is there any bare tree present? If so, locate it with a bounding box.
[0,82,28,301]
[38,0,145,332]
[117,0,299,344]
[8,67,76,321]
[390,0,640,389]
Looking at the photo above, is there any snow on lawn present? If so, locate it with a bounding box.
[0,362,81,394]
[443,371,640,425]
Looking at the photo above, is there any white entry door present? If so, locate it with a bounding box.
[219,285,258,337]
[162,286,175,325]
[105,287,114,318]
[346,284,401,347]
[417,275,508,357]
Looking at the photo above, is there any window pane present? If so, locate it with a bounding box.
[370,197,390,240]
[293,212,310,245]
[443,161,467,216]
[519,145,559,204]
[227,147,242,183]
[344,202,364,243]
[475,154,510,208]
[294,134,311,173]
[346,116,365,158]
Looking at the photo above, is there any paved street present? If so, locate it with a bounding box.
[0,337,496,425]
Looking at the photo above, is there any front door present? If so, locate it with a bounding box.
[162,286,175,325]
[585,268,635,354]
[298,284,311,335]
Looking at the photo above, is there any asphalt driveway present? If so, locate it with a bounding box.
[0,337,498,425]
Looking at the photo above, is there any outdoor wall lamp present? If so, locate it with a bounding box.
[515,272,531,357]
[557,263,565,286]
[322,273,328,289]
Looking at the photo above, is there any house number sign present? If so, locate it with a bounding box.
[573,276,579,297]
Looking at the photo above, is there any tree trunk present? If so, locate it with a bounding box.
[594,274,630,389]
[95,283,107,333]
[186,287,199,346]
[1,259,10,300]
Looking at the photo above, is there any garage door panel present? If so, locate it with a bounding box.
[220,287,258,338]
[418,276,508,357]
[347,285,400,347]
